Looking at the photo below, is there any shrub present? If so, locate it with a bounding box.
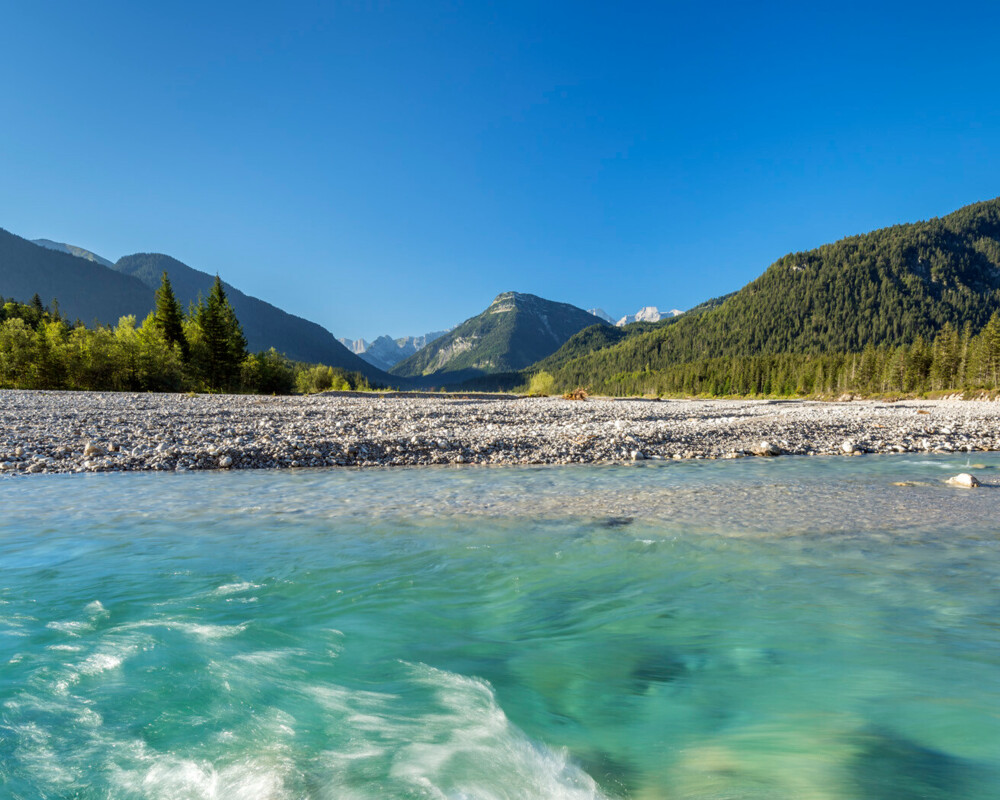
[527,371,556,396]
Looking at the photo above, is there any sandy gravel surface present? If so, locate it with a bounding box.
[1,390,999,475]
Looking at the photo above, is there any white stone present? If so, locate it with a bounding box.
[946,473,980,488]
[841,440,855,454]
[83,442,105,457]
[218,455,233,468]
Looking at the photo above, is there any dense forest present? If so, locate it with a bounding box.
[535,316,998,397]
[0,274,371,395]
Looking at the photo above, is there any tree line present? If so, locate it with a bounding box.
[0,274,371,394]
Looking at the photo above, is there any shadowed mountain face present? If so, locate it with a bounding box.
[111,253,394,382]
[390,292,609,383]
[0,228,153,325]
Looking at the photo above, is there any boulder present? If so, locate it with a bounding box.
[753,441,781,457]
[83,442,105,457]
[946,473,980,488]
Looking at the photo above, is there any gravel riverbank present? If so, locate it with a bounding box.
[1,390,999,475]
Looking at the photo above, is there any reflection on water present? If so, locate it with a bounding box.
[2,454,1000,798]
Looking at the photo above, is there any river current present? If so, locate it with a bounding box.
[3,455,1000,798]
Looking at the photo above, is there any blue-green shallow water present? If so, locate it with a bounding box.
[3,455,1000,799]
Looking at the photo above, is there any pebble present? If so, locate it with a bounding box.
[0,390,997,475]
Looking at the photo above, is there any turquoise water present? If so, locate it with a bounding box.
[3,455,1000,799]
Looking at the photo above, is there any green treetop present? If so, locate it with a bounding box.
[153,271,188,359]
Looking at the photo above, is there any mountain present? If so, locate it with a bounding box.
[616,306,683,326]
[587,308,615,324]
[390,292,609,383]
[338,330,450,371]
[32,239,115,269]
[110,253,394,382]
[0,228,154,324]
[544,197,1000,390]
[338,337,370,355]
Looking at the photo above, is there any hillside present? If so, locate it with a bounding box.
[0,228,153,324]
[390,292,608,383]
[112,253,394,383]
[546,197,1000,390]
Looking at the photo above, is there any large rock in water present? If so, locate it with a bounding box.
[946,473,980,488]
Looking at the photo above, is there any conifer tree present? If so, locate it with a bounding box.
[192,276,247,392]
[153,271,189,360]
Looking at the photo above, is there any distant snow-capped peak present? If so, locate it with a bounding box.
[616,306,683,326]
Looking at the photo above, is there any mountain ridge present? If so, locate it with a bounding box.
[390,292,609,383]
[541,196,1000,391]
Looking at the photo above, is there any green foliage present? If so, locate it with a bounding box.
[241,348,296,395]
[294,364,370,394]
[0,294,369,396]
[527,370,556,396]
[153,271,188,360]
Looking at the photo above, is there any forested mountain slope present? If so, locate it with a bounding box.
[0,228,153,324]
[390,292,607,382]
[549,198,1000,387]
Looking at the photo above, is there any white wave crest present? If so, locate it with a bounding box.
[213,582,263,596]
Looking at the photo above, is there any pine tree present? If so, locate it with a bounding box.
[153,271,189,360]
[192,276,248,392]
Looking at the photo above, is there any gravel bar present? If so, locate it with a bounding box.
[1,390,999,475]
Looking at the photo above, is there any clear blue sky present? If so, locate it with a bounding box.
[3,2,1000,340]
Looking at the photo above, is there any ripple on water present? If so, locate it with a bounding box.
[2,455,1000,798]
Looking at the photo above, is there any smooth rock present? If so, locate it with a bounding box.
[83,442,105,457]
[946,473,980,488]
[754,441,781,457]
[218,455,233,468]
[841,440,855,454]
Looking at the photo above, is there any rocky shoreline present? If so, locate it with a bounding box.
[1,390,999,476]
